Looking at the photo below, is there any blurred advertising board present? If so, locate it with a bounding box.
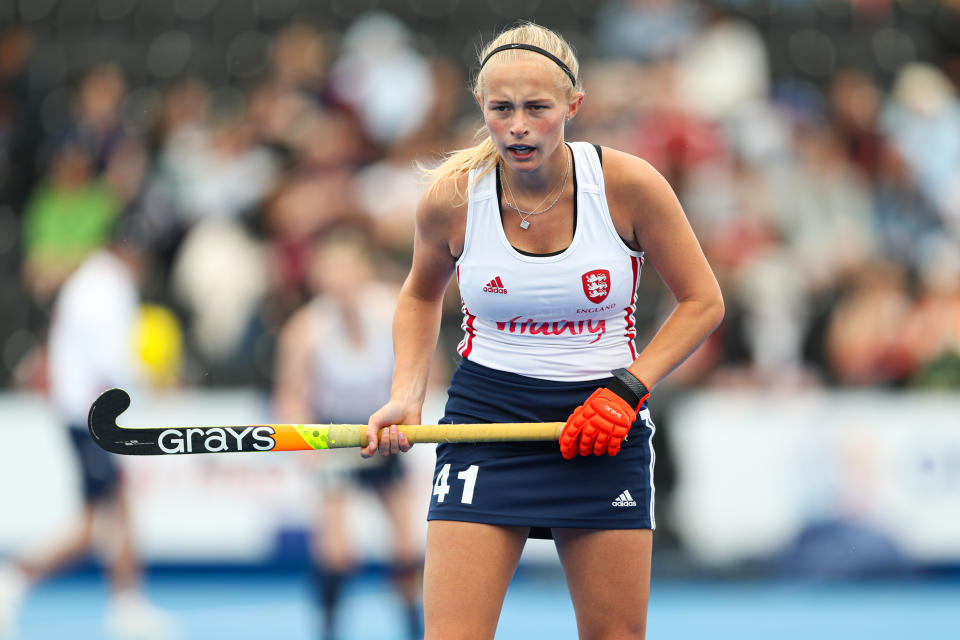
[669,391,960,568]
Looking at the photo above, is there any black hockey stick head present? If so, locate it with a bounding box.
[88,388,165,455]
[87,388,284,455]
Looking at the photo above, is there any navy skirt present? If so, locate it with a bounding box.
[428,358,656,538]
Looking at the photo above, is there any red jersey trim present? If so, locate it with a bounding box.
[624,255,642,360]
[457,266,477,358]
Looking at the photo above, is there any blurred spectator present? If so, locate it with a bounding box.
[152,78,210,153]
[828,69,887,181]
[159,87,278,225]
[271,23,333,97]
[264,108,366,310]
[872,143,943,270]
[824,261,912,386]
[629,60,728,192]
[134,78,209,267]
[66,64,132,174]
[353,152,422,259]
[329,12,435,148]
[22,142,120,301]
[893,239,960,383]
[675,2,770,123]
[733,248,815,385]
[567,60,647,149]
[247,79,316,165]
[170,219,269,381]
[353,58,464,261]
[772,122,878,294]
[273,228,422,640]
[20,63,152,307]
[881,63,960,235]
[594,0,701,62]
[690,155,780,265]
[0,26,36,211]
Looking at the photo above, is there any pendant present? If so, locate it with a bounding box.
[520,219,530,230]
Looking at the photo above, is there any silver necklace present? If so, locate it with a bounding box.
[500,147,570,230]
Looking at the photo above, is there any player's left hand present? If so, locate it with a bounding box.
[364,400,416,458]
[559,369,649,459]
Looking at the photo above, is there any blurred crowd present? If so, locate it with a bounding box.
[1,0,960,393]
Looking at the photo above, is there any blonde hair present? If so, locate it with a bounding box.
[421,22,582,203]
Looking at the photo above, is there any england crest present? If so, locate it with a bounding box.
[581,269,610,303]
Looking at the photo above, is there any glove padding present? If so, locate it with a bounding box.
[559,388,637,459]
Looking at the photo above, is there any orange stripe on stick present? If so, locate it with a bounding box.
[269,424,313,451]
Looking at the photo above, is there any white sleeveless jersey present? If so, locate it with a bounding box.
[309,285,395,423]
[456,141,645,382]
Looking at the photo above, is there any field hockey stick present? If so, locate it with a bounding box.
[88,388,564,455]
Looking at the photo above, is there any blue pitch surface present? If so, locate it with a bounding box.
[12,570,960,639]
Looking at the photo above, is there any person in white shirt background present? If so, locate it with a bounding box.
[0,216,174,640]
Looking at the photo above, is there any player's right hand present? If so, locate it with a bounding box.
[363,401,418,458]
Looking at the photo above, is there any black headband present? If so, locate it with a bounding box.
[479,43,577,87]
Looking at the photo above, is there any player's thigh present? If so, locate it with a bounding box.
[375,483,418,560]
[423,520,528,640]
[553,528,652,640]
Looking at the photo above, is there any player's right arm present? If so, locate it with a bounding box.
[362,175,466,458]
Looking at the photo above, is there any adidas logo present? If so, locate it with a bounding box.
[482,276,508,294]
[612,490,637,507]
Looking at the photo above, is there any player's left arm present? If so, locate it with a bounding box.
[559,148,724,459]
[604,147,725,388]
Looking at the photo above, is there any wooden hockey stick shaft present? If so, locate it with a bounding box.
[276,421,563,450]
[88,388,563,455]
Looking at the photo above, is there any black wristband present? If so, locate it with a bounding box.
[608,368,650,410]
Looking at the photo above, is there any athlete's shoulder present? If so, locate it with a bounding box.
[417,170,471,225]
[597,147,666,191]
[415,170,471,260]
[597,146,677,214]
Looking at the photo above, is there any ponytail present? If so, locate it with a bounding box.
[419,127,499,204]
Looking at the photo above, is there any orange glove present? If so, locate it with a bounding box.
[559,369,650,460]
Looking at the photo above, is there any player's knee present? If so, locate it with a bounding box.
[424,623,496,640]
[577,614,647,640]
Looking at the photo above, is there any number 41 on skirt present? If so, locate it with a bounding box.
[434,464,479,504]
